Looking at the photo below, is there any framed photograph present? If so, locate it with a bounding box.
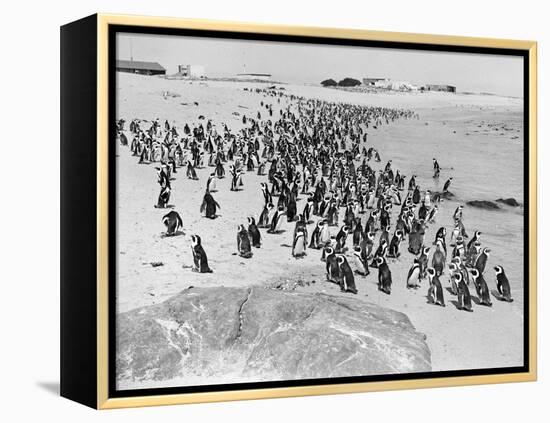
[60,14,537,409]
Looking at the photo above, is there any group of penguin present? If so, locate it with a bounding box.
[116,85,514,312]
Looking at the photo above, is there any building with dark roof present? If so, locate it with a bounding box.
[116,60,166,76]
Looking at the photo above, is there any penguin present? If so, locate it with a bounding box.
[406,259,421,289]
[293,214,308,242]
[292,227,307,258]
[319,220,331,246]
[187,162,199,180]
[455,272,473,312]
[206,173,217,192]
[417,246,430,280]
[258,202,273,228]
[302,196,314,223]
[433,161,440,178]
[408,175,417,191]
[412,186,421,204]
[325,247,340,283]
[370,239,387,268]
[494,265,513,302]
[418,201,428,221]
[433,158,440,172]
[267,206,286,234]
[326,200,339,226]
[469,269,492,306]
[467,230,481,251]
[427,205,438,222]
[387,230,403,258]
[247,217,261,248]
[363,232,376,259]
[352,217,364,248]
[475,247,491,274]
[427,267,445,307]
[443,177,453,192]
[309,220,324,249]
[375,257,392,295]
[237,224,253,258]
[434,227,446,245]
[286,193,297,222]
[453,205,464,222]
[352,245,370,276]
[408,224,424,255]
[162,210,183,236]
[378,225,391,249]
[155,185,171,208]
[190,235,213,273]
[364,211,376,234]
[431,239,446,276]
[335,225,350,252]
[452,236,465,258]
[448,262,459,295]
[200,190,220,219]
[337,255,358,294]
[465,241,481,267]
[215,160,225,178]
[256,160,266,176]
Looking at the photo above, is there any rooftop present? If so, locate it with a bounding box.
[116,60,165,72]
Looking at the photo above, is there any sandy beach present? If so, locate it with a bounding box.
[116,72,524,375]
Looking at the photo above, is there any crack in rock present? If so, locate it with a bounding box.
[235,288,253,342]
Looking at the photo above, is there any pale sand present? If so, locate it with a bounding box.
[116,73,524,373]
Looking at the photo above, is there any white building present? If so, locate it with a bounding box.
[177,64,206,79]
[374,79,418,91]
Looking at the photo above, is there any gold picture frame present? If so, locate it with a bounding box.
[61,13,537,409]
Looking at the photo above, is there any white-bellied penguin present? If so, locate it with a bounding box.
[494,265,513,302]
[337,255,358,294]
[469,268,492,306]
[200,190,220,219]
[375,257,392,294]
[237,224,253,258]
[406,259,421,289]
[427,267,445,306]
[190,235,213,273]
[455,272,473,312]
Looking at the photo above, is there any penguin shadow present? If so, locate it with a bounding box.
[280,243,293,248]
[491,289,513,302]
[202,214,221,219]
[160,230,185,238]
[445,287,457,296]
[154,204,175,209]
[424,295,438,306]
[471,295,482,306]
[449,300,463,310]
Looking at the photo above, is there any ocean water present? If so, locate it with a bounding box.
[370,105,525,313]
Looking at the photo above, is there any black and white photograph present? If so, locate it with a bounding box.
[113,30,527,392]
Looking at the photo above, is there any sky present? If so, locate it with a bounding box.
[116,32,524,97]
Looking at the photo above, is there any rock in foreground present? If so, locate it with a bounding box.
[117,287,431,388]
